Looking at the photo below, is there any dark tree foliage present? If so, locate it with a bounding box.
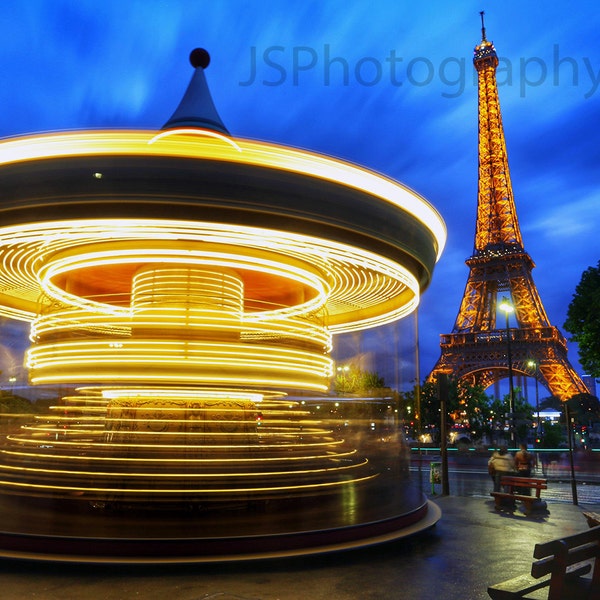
[539,396,563,411]
[567,393,600,424]
[539,422,564,449]
[564,260,600,377]
[405,378,493,442]
[512,393,535,443]
[0,392,35,414]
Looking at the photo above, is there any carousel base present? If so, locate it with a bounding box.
[0,483,440,563]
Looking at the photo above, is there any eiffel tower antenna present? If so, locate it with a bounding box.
[427,16,588,404]
[480,10,487,41]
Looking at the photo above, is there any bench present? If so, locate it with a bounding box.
[488,525,600,599]
[585,512,600,528]
[491,476,547,514]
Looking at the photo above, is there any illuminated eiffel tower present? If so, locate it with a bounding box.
[427,14,588,401]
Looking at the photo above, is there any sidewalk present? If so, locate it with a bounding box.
[0,495,595,600]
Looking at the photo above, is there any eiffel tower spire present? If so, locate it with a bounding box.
[473,12,523,254]
[427,16,588,402]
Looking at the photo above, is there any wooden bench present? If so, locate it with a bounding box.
[585,512,600,527]
[488,525,600,599]
[491,476,547,514]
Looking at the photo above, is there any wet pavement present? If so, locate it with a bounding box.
[0,492,597,599]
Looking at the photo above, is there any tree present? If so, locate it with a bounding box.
[414,380,442,428]
[539,421,564,449]
[409,378,494,443]
[488,397,508,441]
[512,393,535,443]
[539,396,562,411]
[453,380,494,440]
[567,393,600,425]
[0,392,35,415]
[0,392,36,437]
[333,366,385,395]
[564,260,600,377]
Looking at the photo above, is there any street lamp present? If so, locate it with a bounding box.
[499,297,515,444]
[527,359,541,443]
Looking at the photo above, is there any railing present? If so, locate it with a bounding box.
[440,327,567,350]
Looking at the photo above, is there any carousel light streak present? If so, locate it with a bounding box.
[37,246,330,317]
[0,459,370,479]
[101,388,268,402]
[0,219,422,330]
[0,473,379,496]
[0,122,443,508]
[1,448,359,463]
[0,132,446,257]
[148,127,243,152]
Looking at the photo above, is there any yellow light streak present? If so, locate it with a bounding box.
[0,129,440,506]
[0,459,369,479]
[148,127,243,151]
[5,434,346,450]
[0,473,378,495]
[0,131,446,257]
[0,218,420,331]
[0,448,358,463]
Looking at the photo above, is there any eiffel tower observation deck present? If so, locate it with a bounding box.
[428,14,588,402]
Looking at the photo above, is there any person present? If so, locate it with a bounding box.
[488,445,515,492]
[514,443,535,495]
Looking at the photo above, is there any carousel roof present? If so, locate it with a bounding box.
[162,48,229,134]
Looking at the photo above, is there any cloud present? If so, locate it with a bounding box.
[0,0,597,389]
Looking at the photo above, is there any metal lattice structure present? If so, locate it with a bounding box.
[427,18,588,401]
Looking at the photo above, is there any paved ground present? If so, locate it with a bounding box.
[0,494,596,600]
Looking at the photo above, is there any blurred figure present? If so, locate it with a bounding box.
[514,443,535,495]
[488,445,515,492]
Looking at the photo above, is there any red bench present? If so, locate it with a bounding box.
[491,476,547,515]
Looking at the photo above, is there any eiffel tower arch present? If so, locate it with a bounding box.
[427,15,588,402]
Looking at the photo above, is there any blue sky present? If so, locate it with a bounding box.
[0,1,598,393]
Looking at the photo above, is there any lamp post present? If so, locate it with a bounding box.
[527,359,540,443]
[414,307,423,492]
[499,297,515,444]
[564,401,579,506]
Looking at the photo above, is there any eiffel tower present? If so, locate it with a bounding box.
[427,14,588,401]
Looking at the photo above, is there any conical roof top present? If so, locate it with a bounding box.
[163,48,229,134]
